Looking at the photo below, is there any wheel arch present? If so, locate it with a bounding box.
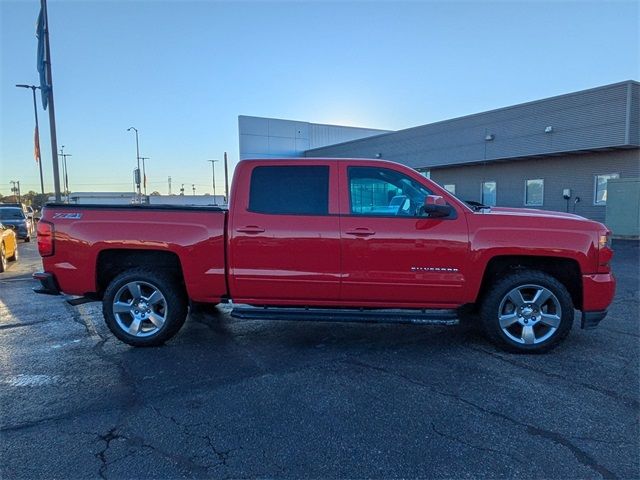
[476,255,583,310]
[96,249,186,299]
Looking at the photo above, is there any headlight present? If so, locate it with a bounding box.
[598,232,611,249]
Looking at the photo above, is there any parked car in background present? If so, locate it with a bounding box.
[0,222,18,272]
[0,207,32,242]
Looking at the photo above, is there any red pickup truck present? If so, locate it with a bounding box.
[34,158,616,353]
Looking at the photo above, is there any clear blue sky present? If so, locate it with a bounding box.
[1,0,638,195]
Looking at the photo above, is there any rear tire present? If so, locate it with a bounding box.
[7,244,18,262]
[102,268,188,347]
[0,243,6,273]
[480,270,574,353]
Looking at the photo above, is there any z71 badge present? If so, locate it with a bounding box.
[52,212,83,219]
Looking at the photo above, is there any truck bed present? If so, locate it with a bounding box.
[39,203,228,303]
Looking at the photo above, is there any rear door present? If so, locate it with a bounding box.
[339,163,469,307]
[229,161,341,304]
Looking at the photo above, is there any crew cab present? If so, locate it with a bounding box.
[34,158,616,353]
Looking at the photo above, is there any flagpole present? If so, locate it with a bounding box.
[41,0,61,202]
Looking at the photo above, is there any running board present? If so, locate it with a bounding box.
[230,306,459,326]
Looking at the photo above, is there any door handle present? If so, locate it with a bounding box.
[345,228,375,236]
[236,225,265,234]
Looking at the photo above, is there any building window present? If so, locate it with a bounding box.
[249,165,329,215]
[481,181,497,206]
[443,184,456,195]
[594,173,619,205]
[525,179,544,206]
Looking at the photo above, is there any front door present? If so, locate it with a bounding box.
[339,164,469,307]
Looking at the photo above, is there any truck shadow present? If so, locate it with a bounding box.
[182,305,491,355]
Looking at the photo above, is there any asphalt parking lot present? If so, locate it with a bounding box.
[1,240,638,479]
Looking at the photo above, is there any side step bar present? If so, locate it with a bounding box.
[230,306,459,326]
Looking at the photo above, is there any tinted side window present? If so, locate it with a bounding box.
[249,165,329,215]
[349,166,432,216]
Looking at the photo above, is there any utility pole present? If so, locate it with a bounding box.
[140,156,150,195]
[224,151,229,204]
[15,84,45,194]
[206,159,218,200]
[58,145,71,202]
[10,181,21,203]
[127,127,141,200]
[168,176,172,195]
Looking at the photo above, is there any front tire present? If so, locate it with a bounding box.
[102,268,188,347]
[480,270,574,353]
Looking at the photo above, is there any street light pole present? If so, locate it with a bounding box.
[127,127,141,200]
[207,159,218,200]
[140,156,150,195]
[16,84,45,195]
[223,151,229,204]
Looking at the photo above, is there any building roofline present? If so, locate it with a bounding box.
[238,114,391,133]
[423,144,639,170]
[304,80,639,153]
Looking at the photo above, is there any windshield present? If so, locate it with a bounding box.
[0,208,25,220]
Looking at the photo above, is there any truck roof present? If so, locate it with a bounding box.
[238,157,406,168]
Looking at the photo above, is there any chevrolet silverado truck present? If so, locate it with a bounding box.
[34,158,616,353]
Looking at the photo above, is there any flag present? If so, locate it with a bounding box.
[34,125,40,162]
[36,3,50,109]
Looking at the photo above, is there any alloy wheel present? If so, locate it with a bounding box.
[112,280,168,337]
[498,284,562,345]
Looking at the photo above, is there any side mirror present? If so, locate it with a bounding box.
[422,195,452,217]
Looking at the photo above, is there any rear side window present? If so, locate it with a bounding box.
[249,165,330,215]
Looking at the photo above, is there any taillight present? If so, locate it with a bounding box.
[597,230,613,272]
[37,220,54,257]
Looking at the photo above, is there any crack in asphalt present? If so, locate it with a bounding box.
[202,433,236,467]
[466,345,640,411]
[149,404,238,470]
[83,342,224,478]
[95,427,127,480]
[92,426,212,479]
[601,327,640,339]
[0,275,36,282]
[567,435,636,447]
[65,302,101,339]
[345,358,618,479]
[430,422,513,457]
[0,319,56,330]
